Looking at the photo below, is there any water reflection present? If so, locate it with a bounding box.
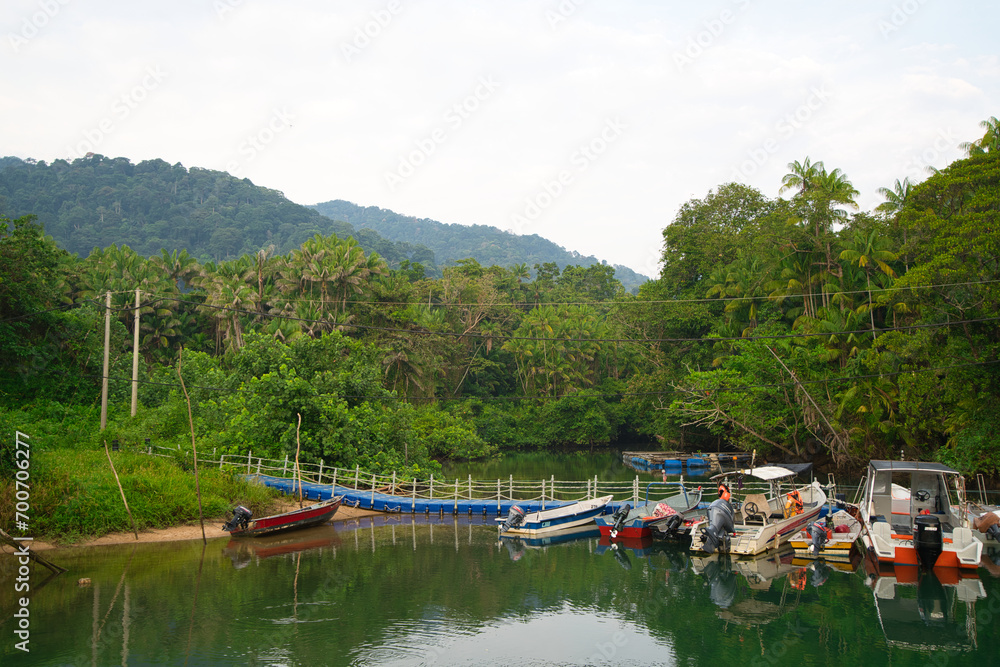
[3,518,1000,666]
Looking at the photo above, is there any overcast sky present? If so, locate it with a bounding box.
[3,1,997,278]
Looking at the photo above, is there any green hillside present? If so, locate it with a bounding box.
[0,155,435,267]
[312,199,650,292]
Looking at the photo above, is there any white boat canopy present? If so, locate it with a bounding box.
[711,465,800,481]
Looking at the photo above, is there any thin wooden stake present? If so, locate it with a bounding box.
[177,348,206,544]
[295,413,303,508]
[104,440,138,540]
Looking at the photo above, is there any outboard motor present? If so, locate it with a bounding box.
[609,503,632,538]
[914,513,943,567]
[657,513,684,538]
[223,505,253,532]
[810,520,831,555]
[500,505,526,534]
[700,497,735,554]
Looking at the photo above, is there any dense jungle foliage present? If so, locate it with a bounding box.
[1,117,998,480]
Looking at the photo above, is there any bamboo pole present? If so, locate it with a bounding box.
[104,440,138,540]
[177,348,206,544]
[0,528,65,574]
[295,413,303,508]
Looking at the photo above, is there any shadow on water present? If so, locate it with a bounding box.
[2,518,1000,666]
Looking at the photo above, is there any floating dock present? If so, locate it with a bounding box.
[251,474,635,516]
[622,451,755,473]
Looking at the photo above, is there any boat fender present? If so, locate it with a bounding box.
[500,505,526,533]
[700,497,735,554]
[609,503,632,538]
[810,521,830,555]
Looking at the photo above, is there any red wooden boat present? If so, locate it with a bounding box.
[222,497,342,537]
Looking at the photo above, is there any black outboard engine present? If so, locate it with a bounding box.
[500,505,526,533]
[810,520,830,555]
[609,503,631,538]
[223,505,253,532]
[700,497,735,554]
[657,513,684,538]
[914,513,942,567]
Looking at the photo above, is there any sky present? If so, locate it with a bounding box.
[2,1,997,279]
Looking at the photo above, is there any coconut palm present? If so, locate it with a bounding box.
[960,116,1000,156]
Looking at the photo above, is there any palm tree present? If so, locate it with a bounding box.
[875,178,913,216]
[960,116,1000,156]
[779,157,824,196]
[839,230,898,341]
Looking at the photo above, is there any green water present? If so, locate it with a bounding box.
[3,516,999,666]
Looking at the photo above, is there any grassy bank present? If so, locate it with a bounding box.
[0,449,281,543]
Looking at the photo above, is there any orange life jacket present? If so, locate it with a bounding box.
[785,490,803,516]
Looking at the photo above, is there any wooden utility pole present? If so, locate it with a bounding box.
[295,413,303,508]
[100,291,111,431]
[131,288,140,417]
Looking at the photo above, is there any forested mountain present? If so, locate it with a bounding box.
[312,199,650,292]
[0,155,435,267]
[0,155,647,291]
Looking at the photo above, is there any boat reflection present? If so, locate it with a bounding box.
[865,560,985,652]
[689,547,844,623]
[223,524,344,569]
[500,524,600,561]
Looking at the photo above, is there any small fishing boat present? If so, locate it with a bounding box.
[689,466,827,557]
[223,497,343,537]
[788,506,864,562]
[595,482,704,539]
[497,495,613,536]
[858,460,981,569]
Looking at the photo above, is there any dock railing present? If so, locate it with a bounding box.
[142,446,893,508]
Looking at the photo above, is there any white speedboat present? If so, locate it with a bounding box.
[858,460,981,570]
[497,495,614,536]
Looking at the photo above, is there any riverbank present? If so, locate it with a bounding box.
[28,500,381,551]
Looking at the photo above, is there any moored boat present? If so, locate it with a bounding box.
[788,506,864,562]
[689,466,827,557]
[497,495,613,536]
[223,497,343,537]
[595,483,704,539]
[858,460,981,569]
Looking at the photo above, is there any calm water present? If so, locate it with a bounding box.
[3,515,999,666]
